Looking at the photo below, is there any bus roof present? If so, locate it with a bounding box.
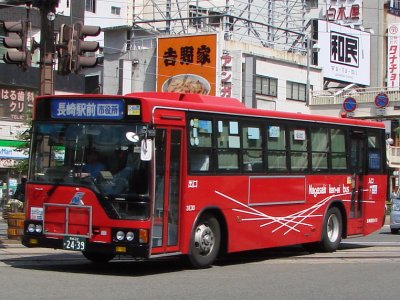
[126,92,385,129]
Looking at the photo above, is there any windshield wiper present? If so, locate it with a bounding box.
[47,178,64,197]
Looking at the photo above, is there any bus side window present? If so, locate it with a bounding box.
[330,129,347,171]
[367,133,382,172]
[266,125,288,172]
[311,128,329,172]
[189,118,213,173]
[217,120,240,171]
[242,123,263,172]
[289,127,308,172]
[190,153,210,172]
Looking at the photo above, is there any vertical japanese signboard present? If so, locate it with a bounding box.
[0,85,36,121]
[317,20,370,86]
[157,34,217,96]
[388,24,400,90]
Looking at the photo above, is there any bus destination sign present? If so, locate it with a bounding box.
[51,99,124,120]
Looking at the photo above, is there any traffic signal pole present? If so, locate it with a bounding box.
[39,7,55,96]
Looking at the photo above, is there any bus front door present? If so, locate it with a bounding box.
[348,131,366,234]
[151,128,182,255]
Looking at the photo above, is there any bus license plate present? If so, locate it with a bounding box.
[63,236,86,251]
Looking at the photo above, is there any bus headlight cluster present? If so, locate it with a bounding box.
[27,223,43,234]
[114,229,135,242]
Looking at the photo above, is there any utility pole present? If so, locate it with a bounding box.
[37,2,57,96]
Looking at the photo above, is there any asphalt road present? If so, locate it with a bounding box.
[1,218,400,300]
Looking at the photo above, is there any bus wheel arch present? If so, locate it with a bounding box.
[320,204,344,252]
[303,201,346,253]
[187,208,227,268]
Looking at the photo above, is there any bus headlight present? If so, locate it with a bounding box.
[116,230,125,241]
[35,224,43,233]
[126,231,135,242]
[27,222,43,234]
[27,223,36,233]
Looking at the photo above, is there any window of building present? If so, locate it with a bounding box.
[85,0,96,13]
[111,6,121,15]
[256,76,278,97]
[306,0,318,9]
[126,30,131,51]
[286,81,306,101]
[391,0,400,10]
[189,5,207,28]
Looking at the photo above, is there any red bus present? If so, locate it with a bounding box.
[22,92,387,268]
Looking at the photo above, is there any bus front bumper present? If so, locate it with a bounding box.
[21,235,150,258]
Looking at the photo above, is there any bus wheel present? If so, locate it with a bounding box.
[82,251,116,263]
[188,215,221,268]
[320,207,342,252]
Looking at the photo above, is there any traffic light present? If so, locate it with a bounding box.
[71,22,101,73]
[2,21,31,70]
[56,24,73,74]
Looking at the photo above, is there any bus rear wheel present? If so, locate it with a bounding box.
[188,215,221,268]
[303,207,342,253]
[320,207,342,252]
[82,251,116,263]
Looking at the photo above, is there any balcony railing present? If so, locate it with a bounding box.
[310,87,400,106]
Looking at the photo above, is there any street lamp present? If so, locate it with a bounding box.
[306,38,320,106]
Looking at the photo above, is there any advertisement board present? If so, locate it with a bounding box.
[324,0,362,26]
[157,34,217,96]
[317,20,370,85]
[388,23,400,90]
[0,85,36,121]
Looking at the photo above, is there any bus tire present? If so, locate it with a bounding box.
[320,207,342,252]
[82,251,116,263]
[188,215,221,268]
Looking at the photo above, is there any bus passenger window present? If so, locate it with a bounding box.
[217,120,240,171]
[311,128,329,171]
[290,128,308,172]
[266,125,287,172]
[189,118,213,173]
[242,124,263,172]
[331,129,347,171]
[190,152,210,172]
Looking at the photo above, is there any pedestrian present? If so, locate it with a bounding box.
[13,176,27,202]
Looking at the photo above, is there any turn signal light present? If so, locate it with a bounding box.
[139,229,148,244]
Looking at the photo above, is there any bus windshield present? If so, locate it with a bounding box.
[29,122,151,218]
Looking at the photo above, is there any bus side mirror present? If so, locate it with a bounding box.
[141,139,152,161]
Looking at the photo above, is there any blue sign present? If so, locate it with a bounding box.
[374,93,389,108]
[51,99,124,120]
[343,97,357,112]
